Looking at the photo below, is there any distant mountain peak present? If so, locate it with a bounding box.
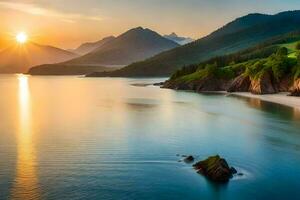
[164,33,194,45]
[132,26,144,31]
[169,32,178,37]
[123,27,157,35]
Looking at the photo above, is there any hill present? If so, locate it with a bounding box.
[90,10,300,77]
[0,42,78,73]
[70,36,115,55]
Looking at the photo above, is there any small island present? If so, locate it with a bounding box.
[193,155,238,183]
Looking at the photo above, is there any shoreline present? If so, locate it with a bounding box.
[227,92,300,110]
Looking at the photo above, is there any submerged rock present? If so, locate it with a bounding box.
[250,72,278,94]
[290,79,300,96]
[193,155,235,183]
[227,75,251,92]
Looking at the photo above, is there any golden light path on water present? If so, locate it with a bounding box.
[10,75,40,200]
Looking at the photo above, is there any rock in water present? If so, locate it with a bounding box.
[193,155,234,182]
[184,155,195,163]
[290,79,300,96]
[230,167,237,174]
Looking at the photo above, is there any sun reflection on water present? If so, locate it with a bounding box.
[10,75,40,200]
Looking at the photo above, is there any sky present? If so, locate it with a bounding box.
[0,0,300,49]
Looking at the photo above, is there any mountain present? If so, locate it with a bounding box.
[29,27,179,75]
[0,42,78,73]
[64,27,179,66]
[89,10,300,77]
[164,33,194,45]
[70,36,115,55]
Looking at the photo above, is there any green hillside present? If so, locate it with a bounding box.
[163,33,300,96]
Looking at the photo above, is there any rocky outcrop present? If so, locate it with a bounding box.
[249,72,278,94]
[227,75,251,92]
[194,77,231,92]
[278,76,291,92]
[290,79,300,96]
[193,155,236,183]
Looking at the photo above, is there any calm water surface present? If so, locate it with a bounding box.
[0,74,300,200]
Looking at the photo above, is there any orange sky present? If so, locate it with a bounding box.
[0,0,299,50]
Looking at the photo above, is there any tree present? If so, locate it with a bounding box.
[206,63,218,76]
[296,42,300,50]
[276,47,288,57]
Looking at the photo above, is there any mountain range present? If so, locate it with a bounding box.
[164,33,194,45]
[87,10,300,77]
[29,27,179,75]
[0,43,77,73]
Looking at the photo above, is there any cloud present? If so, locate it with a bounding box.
[0,1,103,23]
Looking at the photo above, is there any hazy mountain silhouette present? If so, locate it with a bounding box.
[90,10,300,77]
[164,33,194,45]
[0,42,77,73]
[70,36,115,55]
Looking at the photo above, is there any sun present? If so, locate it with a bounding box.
[16,32,28,44]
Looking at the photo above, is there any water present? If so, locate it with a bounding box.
[0,74,300,200]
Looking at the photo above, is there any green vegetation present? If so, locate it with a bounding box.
[295,42,300,50]
[292,54,300,79]
[170,32,300,82]
[170,42,300,85]
[179,63,236,83]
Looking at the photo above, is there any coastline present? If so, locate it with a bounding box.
[227,92,300,110]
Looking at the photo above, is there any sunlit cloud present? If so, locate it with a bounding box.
[0,1,103,23]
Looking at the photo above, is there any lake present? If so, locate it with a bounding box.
[0,74,300,200]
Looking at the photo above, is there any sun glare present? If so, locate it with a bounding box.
[16,32,28,44]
